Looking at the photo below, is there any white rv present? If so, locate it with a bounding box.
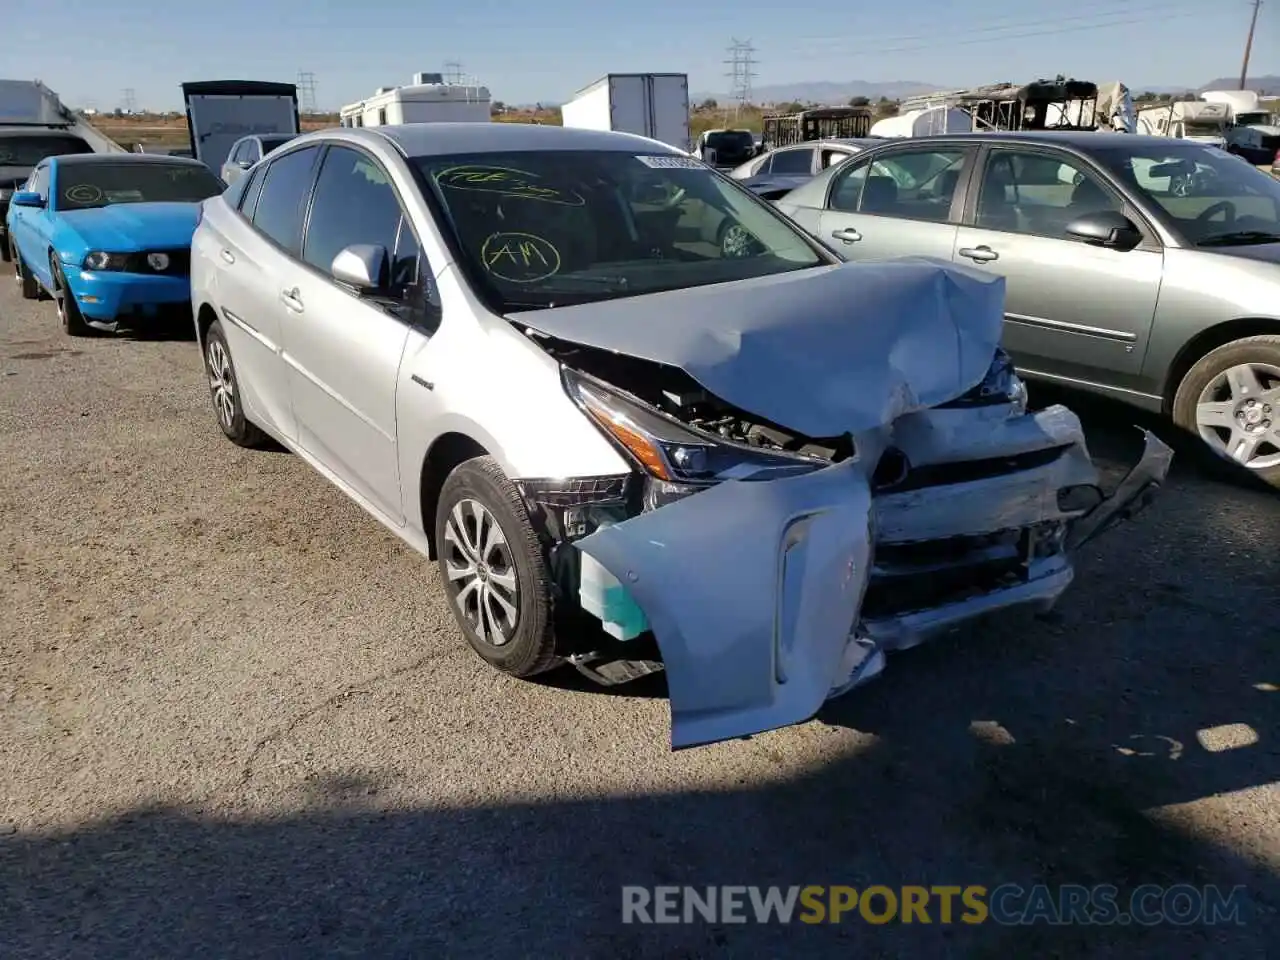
[340,73,491,128]
[1135,101,1230,146]
[869,106,975,138]
[1200,89,1280,164]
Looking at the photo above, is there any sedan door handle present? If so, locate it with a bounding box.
[279,287,304,313]
[219,249,235,264]
[958,245,999,263]
[830,227,862,243]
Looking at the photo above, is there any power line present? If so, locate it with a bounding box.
[122,88,136,113]
[1240,0,1263,87]
[790,0,1200,47]
[296,71,318,113]
[443,61,465,85]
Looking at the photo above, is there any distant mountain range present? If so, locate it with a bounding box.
[691,75,1280,105]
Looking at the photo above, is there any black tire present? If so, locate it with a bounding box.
[50,258,93,336]
[14,248,39,300]
[434,455,560,678]
[0,235,10,263]
[203,320,269,448]
[1171,335,1280,488]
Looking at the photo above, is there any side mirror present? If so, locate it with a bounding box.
[1065,210,1142,251]
[331,243,389,292]
[10,191,44,209]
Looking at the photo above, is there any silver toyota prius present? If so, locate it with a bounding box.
[190,123,1169,750]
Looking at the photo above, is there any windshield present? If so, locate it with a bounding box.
[55,162,224,211]
[1183,121,1224,137]
[705,131,754,152]
[1235,112,1271,126]
[413,149,828,310]
[1094,143,1280,246]
[0,135,94,171]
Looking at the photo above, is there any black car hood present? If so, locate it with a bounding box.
[510,258,1006,438]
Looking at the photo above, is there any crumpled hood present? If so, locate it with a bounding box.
[58,202,200,251]
[513,258,1006,437]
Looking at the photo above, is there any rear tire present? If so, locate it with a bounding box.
[434,455,561,678]
[1172,335,1280,488]
[204,320,269,448]
[0,236,10,263]
[51,258,93,337]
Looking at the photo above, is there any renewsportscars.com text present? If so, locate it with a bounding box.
[621,884,1249,926]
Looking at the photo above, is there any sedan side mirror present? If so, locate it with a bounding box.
[1065,210,1143,251]
[10,191,44,208]
[331,243,389,292]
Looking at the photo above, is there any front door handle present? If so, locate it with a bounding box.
[830,227,862,243]
[280,287,304,313]
[958,245,999,263]
[220,249,235,264]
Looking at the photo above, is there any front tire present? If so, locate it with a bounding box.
[434,456,560,678]
[14,248,38,300]
[204,320,268,448]
[1172,335,1280,487]
[51,259,93,336]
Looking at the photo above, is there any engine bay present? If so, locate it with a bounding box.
[529,332,855,463]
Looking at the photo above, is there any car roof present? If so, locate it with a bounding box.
[864,130,1167,149]
[53,153,208,167]
[317,122,688,157]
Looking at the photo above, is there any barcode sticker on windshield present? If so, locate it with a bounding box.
[635,155,704,169]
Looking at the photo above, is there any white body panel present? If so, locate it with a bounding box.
[560,73,690,151]
[340,83,491,128]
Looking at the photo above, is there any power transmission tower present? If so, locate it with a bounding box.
[443,61,465,85]
[1239,0,1263,88]
[122,88,136,113]
[723,39,757,118]
[296,71,318,114]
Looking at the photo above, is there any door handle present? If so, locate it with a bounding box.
[220,249,235,264]
[830,227,862,243]
[958,245,999,263]
[279,287,304,313]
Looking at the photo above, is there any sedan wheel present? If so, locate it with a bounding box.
[1193,361,1280,470]
[434,455,560,677]
[1173,335,1280,486]
[443,498,520,647]
[203,319,268,448]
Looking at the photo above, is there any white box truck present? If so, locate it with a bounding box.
[559,73,691,152]
[181,80,301,173]
[339,73,491,128]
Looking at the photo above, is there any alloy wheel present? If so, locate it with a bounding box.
[442,498,520,646]
[1194,361,1280,470]
[206,339,236,430]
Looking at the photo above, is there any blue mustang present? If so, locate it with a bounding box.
[5,153,224,334]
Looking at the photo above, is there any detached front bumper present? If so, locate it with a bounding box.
[575,404,1172,750]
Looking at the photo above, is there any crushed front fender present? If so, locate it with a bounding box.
[1066,430,1174,549]
[574,459,876,750]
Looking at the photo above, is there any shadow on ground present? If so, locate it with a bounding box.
[2,384,1276,959]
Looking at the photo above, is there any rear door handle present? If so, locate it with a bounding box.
[958,245,999,263]
[220,249,235,264]
[830,227,862,243]
[279,287,304,313]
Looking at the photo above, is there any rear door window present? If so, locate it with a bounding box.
[250,145,321,253]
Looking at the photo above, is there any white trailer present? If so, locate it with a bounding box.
[181,80,300,172]
[1135,101,1230,146]
[339,73,491,128]
[559,73,690,152]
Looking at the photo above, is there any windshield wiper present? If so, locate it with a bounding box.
[1197,230,1280,247]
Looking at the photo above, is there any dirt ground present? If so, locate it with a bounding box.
[0,273,1277,958]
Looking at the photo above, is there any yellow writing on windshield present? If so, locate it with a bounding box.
[480,231,561,283]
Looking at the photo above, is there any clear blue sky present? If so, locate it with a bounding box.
[6,0,1276,111]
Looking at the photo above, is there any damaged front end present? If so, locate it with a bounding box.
[508,262,1172,749]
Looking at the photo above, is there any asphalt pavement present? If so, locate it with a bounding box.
[0,272,1277,959]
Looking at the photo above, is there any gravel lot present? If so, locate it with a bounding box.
[1,274,1277,958]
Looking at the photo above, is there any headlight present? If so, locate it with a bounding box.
[941,346,1027,414]
[561,367,824,487]
[82,251,129,271]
